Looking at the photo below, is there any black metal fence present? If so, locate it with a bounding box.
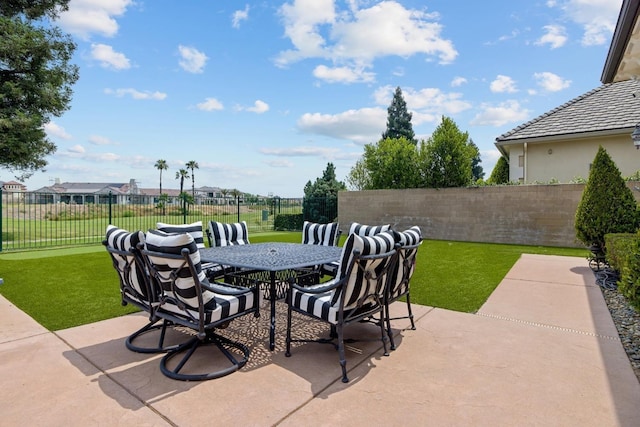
[0,190,338,251]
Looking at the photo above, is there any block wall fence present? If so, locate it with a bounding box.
[338,183,640,248]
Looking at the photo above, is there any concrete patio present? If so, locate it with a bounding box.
[1,254,639,426]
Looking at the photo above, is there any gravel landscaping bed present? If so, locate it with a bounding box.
[594,268,640,382]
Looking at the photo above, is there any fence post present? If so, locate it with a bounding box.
[108,191,113,224]
[0,188,3,252]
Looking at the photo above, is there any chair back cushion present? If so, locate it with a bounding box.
[105,225,147,298]
[157,221,205,249]
[144,229,215,309]
[388,226,422,300]
[348,222,390,237]
[302,221,340,246]
[332,230,397,309]
[208,221,250,247]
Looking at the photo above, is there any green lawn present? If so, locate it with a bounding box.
[0,232,588,330]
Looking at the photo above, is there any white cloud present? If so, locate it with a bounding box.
[312,65,375,83]
[261,146,341,158]
[470,100,531,126]
[548,0,621,46]
[57,0,133,39]
[89,135,116,145]
[197,98,224,111]
[451,76,467,87]
[178,45,208,73]
[104,88,167,100]
[535,24,567,49]
[490,75,518,93]
[297,107,387,144]
[44,122,72,140]
[265,159,294,168]
[275,1,457,73]
[232,5,250,29]
[246,100,270,114]
[373,85,472,120]
[68,144,85,154]
[534,71,571,91]
[90,44,130,70]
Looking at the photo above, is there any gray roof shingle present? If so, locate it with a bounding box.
[496,79,640,143]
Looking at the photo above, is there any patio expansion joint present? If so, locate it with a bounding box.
[475,312,620,341]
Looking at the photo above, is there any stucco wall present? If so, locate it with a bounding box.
[338,183,640,248]
[504,134,640,184]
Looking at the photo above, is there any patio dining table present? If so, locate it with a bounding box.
[200,242,342,350]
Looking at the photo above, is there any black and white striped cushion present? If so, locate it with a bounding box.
[302,221,339,246]
[157,221,205,249]
[105,225,147,298]
[208,220,250,247]
[290,230,397,324]
[388,226,422,299]
[348,222,390,237]
[144,229,215,309]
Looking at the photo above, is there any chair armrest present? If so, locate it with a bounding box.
[289,276,345,294]
[202,281,253,296]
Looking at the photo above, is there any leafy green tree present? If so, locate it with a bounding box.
[422,116,472,188]
[488,156,509,184]
[575,146,638,250]
[1,0,79,180]
[186,160,199,198]
[468,139,484,181]
[362,137,422,189]
[303,162,346,223]
[346,158,371,190]
[381,86,416,144]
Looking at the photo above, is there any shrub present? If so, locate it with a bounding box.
[274,213,303,231]
[619,231,640,311]
[575,146,638,250]
[488,156,509,184]
[604,233,637,273]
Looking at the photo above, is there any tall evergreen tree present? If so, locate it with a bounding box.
[382,86,416,144]
[303,163,346,223]
[468,139,484,181]
[1,0,79,180]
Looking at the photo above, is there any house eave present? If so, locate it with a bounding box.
[495,128,635,146]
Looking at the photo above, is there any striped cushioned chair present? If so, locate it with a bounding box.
[103,225,185,353]
[348,221,391,236]
[140,229,260,381]
[385,226,423,350]
[207,220,250,247]
[301,221,341,277]
[158,221,225,279]
[285,230,398,383]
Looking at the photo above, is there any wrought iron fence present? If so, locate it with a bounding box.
[0,190,337,251]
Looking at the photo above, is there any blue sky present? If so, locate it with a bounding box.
[13,0,623,197]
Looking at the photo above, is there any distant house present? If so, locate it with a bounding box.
[495,0,640,183]
[30,179,141,205]
[1,181,27,192]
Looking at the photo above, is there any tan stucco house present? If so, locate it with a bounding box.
[495,0,640,183]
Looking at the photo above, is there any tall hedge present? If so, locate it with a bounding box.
[575,146,638,249]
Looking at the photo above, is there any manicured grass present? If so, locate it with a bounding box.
[0,232,588,331]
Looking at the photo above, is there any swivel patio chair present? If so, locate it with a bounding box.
[301,220,341,277]
[140,229,260,381]
[104,225,185,354]
[285,230,398,383]
[157,221,225,279]
[385,226,423,350]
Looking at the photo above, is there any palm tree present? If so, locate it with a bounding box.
[154,159,169,214]
[186,160,199,199]
[176,168,190,214]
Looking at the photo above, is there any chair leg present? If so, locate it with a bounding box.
[126,318,188,354]
[159,331,250,381]
[385,302,397,351]
[379,311,389,357]
[336,323,349,383]
[406,294,416,330]
[285,295,293,357]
